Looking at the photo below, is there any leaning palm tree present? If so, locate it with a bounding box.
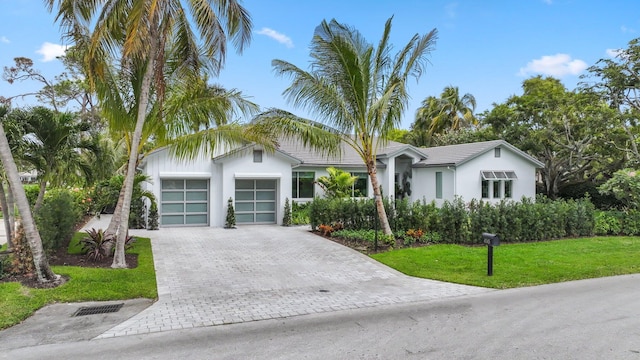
[0,106,57,283]
[414,85,477,136]
[47,0,252,268]
[254,18,438,235]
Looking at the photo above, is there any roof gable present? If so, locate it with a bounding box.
[414,140,544,168]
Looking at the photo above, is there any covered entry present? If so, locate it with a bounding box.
[235,179,277,224]
[160,179,209,226]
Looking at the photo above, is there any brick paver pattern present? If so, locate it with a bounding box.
[94,224,492,339]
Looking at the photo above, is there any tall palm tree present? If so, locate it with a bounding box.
[254,18,438,235]
[0,106,57,282]
[47,0,252,268]
[94,48,261,237]
[414,86,477,136]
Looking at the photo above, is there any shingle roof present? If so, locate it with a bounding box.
[414,140,544,168]
[277,137,426,168]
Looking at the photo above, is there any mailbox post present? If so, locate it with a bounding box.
[482,233,500,276]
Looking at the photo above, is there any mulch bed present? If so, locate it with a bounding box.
[1,216,138,289]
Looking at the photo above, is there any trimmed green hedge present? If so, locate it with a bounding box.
[309,195,596,244]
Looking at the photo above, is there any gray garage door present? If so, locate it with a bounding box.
[160,179,209,226]
[235,179,277,224]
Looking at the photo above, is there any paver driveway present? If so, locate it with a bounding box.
[96,224,491,338]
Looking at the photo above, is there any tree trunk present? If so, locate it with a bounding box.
[33,179,46,214]
[0,123,57,282]
[106,183,126,236]
[7,179,15,241]
[112,45,157,268]
[0,179,13,249]
[367,159,392,236]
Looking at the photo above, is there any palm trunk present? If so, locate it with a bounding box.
[0,180,14,249]
[7,180,15,241]
[112,43,157,268]
[367,159,392,236]
[106,184,126,236]
[0,123,56,282]
[33,179,47,213]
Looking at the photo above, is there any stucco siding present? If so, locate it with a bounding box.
[455,146,537,203]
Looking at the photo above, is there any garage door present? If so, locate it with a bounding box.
[160,179,209,226]
[235,179,276,224]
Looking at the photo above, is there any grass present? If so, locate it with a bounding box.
[371,236,640,289]
[0,232,157,330]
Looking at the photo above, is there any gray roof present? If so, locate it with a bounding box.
[277,137,426,168]
[414,140,544,168]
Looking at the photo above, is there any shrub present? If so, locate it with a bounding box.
[282,198,292,226]
[291,201,310,225]
[23,184,39,207]
[147,201,159,230]
[594,210,622,235]
[225,197,236,228]
[81,228,114,262]
[35,188,81,252]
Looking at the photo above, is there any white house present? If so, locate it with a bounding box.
[139,138,543,227]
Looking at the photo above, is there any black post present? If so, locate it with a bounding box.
[487,245,494,276]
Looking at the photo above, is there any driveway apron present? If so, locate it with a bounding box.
[96,225,491,338]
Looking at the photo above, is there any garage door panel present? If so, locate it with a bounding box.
[162,203,184,213]
[161,179,209,226]
[186,191,207,201]
[235,179,276,224]
[237,213,254,223]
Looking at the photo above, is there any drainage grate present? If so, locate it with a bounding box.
[319,289,330,293]
[73,303,124,317]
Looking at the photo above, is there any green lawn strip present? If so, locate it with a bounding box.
[0,234,157,330]
[371,237,640,289]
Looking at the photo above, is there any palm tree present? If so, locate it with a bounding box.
[18,107,96,213]
[414,86,477,136]
[316,167,357,199]
[254,18,438,235]
[46,0,252,268]
[0,106,57,282]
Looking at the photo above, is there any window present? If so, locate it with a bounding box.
[253,150,262,163]
[493,181,501,198]
[482,180,489,198]
[435,172,443,199]
[351,173,368,197]
[505,180,513,198]
[292,171,315,198]
[494,148,501,158]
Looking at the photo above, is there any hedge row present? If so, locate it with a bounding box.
[309,196,595,244]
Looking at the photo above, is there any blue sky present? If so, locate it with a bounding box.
[1,0,639,129]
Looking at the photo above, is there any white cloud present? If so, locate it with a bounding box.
[445,2,458,18]
[36,42,68,62]
[606,48,622,58]
[543,0,552,4]
[621,25,636,34]
[256,28,293,48]
[0,36,9,44]
[518,54,588,77]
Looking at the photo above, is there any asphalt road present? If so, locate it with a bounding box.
[3,274,639,360]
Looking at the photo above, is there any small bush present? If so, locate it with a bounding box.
[225,197,236,228]
[81,228,114,262]
[36,188,81,252]
[147,201,159,230]
[291,201,310,225]
[282,198,292,226]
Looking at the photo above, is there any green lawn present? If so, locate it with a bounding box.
[0,233,157,330]
[371,236,640,289]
